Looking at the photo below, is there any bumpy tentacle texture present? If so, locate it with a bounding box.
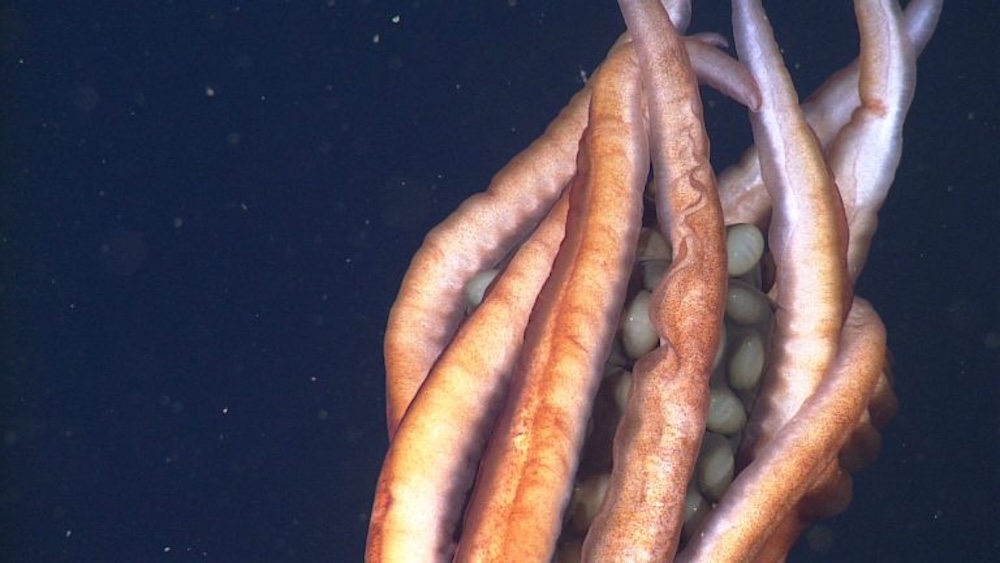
[366,0,940,561]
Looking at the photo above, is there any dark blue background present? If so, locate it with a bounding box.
[3,2,996,561]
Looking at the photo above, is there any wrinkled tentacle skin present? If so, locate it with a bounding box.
[366,0,940,560]
[453,43,648,562]
[583,0,726,560]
